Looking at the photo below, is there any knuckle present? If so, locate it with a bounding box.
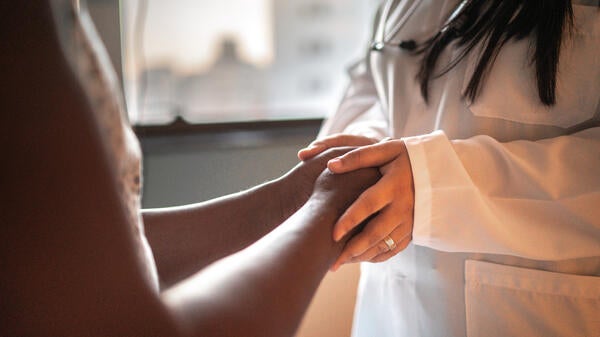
[367,234,381,247]
[366,227,386,246]
[354,149,363,166]
[344,241,363,257]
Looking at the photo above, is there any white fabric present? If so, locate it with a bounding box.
[319,0,600,336]
[405,129,600,260]
[464,260,600,337]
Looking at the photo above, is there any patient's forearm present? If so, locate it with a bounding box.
[143,148,358,288]
[143,175,302,288]
[163,169,379,337]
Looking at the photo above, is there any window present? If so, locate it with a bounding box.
[121,0,381,125]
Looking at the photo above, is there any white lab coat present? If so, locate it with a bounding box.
[320,0,600,336]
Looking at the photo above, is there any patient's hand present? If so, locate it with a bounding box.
[281,147,361,213]
[294,134,379,207]
[298,134,415,270]
[309,167,381,248]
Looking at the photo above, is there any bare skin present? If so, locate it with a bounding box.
[1,2,380,336]
[299,134,415,269]
[143,147,360,288]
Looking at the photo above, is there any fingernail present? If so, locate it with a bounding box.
[333,231,345,242]
[299,146,318,159]
[328,158,342,170]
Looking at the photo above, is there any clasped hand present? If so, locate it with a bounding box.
[298,134,415,270]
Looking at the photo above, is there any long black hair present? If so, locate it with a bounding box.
[416,0,577,106]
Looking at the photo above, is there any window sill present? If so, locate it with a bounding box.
[134,116,323,152]
[133,116,324,138]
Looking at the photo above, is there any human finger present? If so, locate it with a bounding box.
[342,222,404,265]
[327,139,406,174]
[333,167,414,268]
[330,206,398,271]
[297,134,376,161]
[349,218,412,263]
[332,180,394,242]
[370,234,412,263]
[348,228,404,263]
[348,239,394,263]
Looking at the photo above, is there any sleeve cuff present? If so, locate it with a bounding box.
[403,130,457,247]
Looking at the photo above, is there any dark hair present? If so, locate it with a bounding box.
[416,0,576,106]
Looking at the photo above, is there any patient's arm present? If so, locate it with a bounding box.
[2,3,379,335]
[143,148,355,288]
[4,61,378,335]
[163,168,380,337]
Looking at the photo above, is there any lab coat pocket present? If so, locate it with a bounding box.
[464,260,600,337]
[463,30,599,129]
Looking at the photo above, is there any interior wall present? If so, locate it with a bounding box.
[139,126,316,207]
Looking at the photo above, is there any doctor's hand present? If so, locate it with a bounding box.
[299,136,415,270]
[330,139,414,270]
[297,134,378,161]
[283,146,363,217]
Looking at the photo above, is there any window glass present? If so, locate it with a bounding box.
[121,0,381,125]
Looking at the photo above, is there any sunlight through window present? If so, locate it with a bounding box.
[122,0,381,125]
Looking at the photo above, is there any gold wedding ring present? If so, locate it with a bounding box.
[383,235,397,251]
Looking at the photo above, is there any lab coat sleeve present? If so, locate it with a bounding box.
[404,127,600,260]
[318,59,389,140]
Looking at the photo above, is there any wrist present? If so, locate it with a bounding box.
[297,195,348,256]
[270,173,309,224]
[302,190,370,258]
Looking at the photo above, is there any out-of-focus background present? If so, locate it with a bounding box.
[88,0,381,335]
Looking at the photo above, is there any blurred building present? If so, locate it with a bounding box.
[128,0,381,124]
